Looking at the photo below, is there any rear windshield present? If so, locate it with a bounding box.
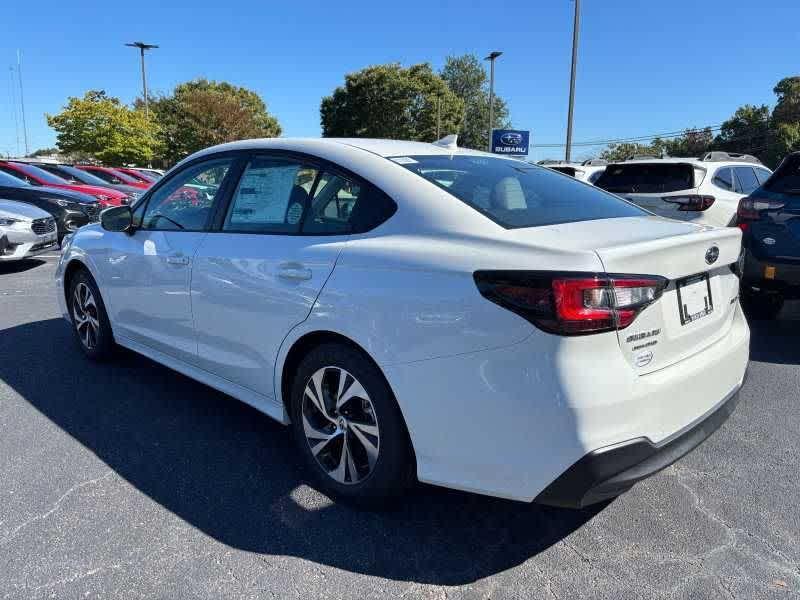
[393,155,645,229]
[595,163,695,193]
[764,155,800,194]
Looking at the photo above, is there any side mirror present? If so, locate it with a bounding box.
[100,205,134,233]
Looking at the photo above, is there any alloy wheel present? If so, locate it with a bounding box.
[73,282,100,350]
[301,366,380,485]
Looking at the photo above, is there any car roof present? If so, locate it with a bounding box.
[184,137,496,165]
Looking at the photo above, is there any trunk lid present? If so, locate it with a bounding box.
[505,216,743,374]
[594,223,742,374]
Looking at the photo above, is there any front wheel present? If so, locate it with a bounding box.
[290,343,415,506]
[68,269,115,360]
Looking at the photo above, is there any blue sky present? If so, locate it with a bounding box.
[3,0,800,162]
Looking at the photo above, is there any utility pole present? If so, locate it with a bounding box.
[484,51,503,152]
[8,66,20,156]
[565,0,581,162]
[16,51,29,156]
[125,42,159,118]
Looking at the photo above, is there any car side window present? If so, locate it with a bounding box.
[223,158,319,234]
[733,166,759,195]
[712,167,733,191]
[302,170,398,235]
[754,167,771,185]
[141,158,233,231]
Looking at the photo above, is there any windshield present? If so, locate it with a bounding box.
[0,170,30,187]
[10,162,71,185]
[765,155,800,194]
[595,163,695,193]
[394,155,645,229]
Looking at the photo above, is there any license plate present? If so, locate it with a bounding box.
[677,273,713,325]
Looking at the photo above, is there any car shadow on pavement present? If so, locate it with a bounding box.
[0,318,605,586]
[0,258,46,275]
[748,306,800,365]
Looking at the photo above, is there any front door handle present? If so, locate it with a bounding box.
[277,265,312,281]
[166,255,190,266]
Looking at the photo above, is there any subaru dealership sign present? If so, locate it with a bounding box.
[491,129,530,156]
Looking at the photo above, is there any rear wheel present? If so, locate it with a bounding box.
[68,269,115,360]
[742,289,784,320]
[290,343,414,506]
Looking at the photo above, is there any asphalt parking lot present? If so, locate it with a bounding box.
[1,256,799,600]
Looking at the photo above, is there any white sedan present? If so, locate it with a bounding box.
[56,137,749,507]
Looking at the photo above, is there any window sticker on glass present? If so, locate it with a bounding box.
[230,164,299,225]
[390,157,418,165]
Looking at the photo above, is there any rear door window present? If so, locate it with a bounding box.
[594,163,695,193]
[712,167,734,191]
[733,167,759,195]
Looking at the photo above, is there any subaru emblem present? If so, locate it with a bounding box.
[705,246,719,265]
[500,133,522,146]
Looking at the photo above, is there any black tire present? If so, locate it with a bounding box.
[289,342,415,506]
[68,269,115,360]
[742,290,784,321]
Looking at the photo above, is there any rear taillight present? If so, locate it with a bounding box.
[474,271,668,336]
[736,196,785,230]
[663,195,715,211]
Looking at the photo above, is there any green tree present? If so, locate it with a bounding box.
[147,79,282,164]
[713,105,771,154]
[46,90,160,165]
[320,63,463,142]
[440,54,510,150]
[599,142,661,162]
[656,127,714,157]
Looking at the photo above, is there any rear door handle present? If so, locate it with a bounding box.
[277,265,312,281]
[166,255,190,266]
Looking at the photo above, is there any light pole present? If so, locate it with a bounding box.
[484,51,503,152]
[125,42,159,118]
[565,0,581,162]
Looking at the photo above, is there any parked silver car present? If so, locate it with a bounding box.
[0,199,58,262]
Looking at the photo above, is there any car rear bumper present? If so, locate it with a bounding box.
[535,383,742,508]
[742,249,800,296]
[384,304,749,503]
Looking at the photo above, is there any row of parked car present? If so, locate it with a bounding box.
[0,160,162,262]
[541,151,799,319]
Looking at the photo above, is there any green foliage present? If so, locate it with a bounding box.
[441,55,511,150]
[46,90,161,165]
[599,142,661,162]
[320,63,464,142]
[147,79,282,164]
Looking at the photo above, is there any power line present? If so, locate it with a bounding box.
[532,124,727,148]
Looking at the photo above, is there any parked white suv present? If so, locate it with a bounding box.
[594,152,772,228]
[0,199,58,261]
[538,159,608,184]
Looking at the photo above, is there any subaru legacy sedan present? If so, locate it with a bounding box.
[56,138,749,507]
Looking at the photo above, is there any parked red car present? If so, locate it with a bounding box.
[115,167,159,184]
[0,161,130,207]
[75,165,151,190]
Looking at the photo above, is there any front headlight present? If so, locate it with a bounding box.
[0,217,22,226]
